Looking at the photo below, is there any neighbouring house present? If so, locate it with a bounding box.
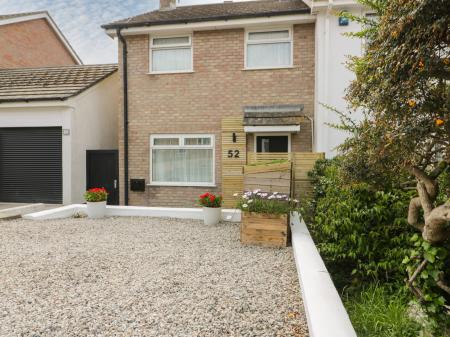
[0,64,119,205]
[102,0,366,207]
[0,11,82,68]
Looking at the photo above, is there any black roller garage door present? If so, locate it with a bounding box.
[0,127,62,204]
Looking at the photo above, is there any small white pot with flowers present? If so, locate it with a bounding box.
[236,190,299,248]
[84,187,108,219]
[199,192,223,225]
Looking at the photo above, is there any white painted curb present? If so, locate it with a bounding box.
[23,204,241,222]
[0,203,46,219]
[290,212,357,337]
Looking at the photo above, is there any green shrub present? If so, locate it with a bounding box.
[307,159,415,288]
[345,284,421,337]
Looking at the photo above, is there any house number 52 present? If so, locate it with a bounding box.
[227,150,240,158]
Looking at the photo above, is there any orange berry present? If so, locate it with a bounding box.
[407,99,416,107]
[435,119,445,126]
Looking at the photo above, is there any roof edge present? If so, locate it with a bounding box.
[101,7,311,30]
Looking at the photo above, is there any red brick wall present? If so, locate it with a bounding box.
[0,19,77,68]
[118,24,315,207]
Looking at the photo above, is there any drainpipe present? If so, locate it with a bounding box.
[305,116,315,151]
[117,29,129,205]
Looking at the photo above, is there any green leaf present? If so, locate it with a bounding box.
[424,252,435,263]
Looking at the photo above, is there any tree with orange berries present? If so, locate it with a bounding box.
[339,0,449,322]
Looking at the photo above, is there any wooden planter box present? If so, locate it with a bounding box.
[240,212,291,248]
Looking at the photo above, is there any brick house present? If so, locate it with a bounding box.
[103,0,366,207]
[0,11,81,68]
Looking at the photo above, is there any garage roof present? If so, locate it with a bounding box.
[0,64,117,103]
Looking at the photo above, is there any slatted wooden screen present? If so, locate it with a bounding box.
[221,117,246,208]
[246,152,325,201]
[243,162,292,195]
[292,152,325,200]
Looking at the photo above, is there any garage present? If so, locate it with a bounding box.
[0,127,62,204]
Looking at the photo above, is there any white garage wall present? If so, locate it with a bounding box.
[0,72,118,205]
[70,72,119,203]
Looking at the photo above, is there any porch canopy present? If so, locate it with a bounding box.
[242,104,304,133]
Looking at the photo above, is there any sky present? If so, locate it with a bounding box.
[0,0,222,64]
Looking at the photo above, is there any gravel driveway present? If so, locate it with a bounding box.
[0,217,307,337]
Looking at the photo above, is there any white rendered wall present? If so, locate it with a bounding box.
[0,73,118,205]
[0,105,73,204]
[314,5,365,158]
[70,73,119,203]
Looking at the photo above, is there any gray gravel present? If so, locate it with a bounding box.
[0,217,308,337]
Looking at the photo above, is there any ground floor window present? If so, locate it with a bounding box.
[255,134,290,153]
[150,134,215,186]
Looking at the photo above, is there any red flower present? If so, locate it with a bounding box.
[209,195,215,202]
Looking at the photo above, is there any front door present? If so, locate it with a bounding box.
[256,135,289,153]
[86,150,119,205]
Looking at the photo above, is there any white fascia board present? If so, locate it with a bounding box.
[0,12,82,64]
[105,13,315,37]
[0,100,74,109]
[244,125,300,133]
[311,0,365,11]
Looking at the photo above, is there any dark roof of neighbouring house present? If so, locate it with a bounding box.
[0,64,118,103]
[0,11,48,21]
[102,0,310,29]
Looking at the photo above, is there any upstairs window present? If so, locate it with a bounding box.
[246,29,292,69]
[150,35,192,73]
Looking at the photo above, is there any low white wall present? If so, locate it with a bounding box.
[290,212,357,337]
[23,205,241,222]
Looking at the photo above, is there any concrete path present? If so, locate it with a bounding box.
[0,203,61,219]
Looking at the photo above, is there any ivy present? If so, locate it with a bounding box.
[403,234,450,326]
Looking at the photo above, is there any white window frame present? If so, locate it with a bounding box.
[254,133,292,153]
[149,34,193,74]
[149,134,215,187]
[244,27,294,70]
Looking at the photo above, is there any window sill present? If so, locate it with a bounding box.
[242,66,297,71]
[147,71,195,75]
[147,183,216,188]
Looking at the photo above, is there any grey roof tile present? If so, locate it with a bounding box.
[0,64,117,103]
[102,0,309,29]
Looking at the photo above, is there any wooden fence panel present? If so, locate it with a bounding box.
[243,161,292,195]
[292,152,325,200]
[221,117,246,208]
[244,152,325,201]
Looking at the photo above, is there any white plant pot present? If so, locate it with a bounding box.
[86,201,107,219]
[202,207,221,225]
